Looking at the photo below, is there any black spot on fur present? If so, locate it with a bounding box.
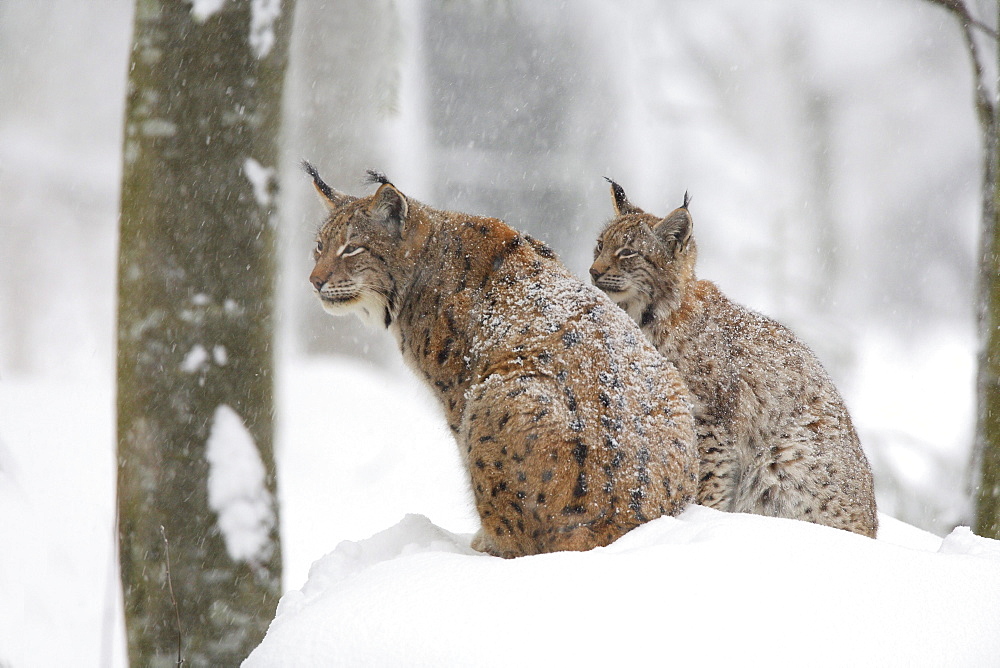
[601,415,623,432]
[572,440,588,466]
[562,330,582,348]
[525,234,556,259]
[564,388,578,413]
[629,490,648,522]
[640,305,655,328]
[573,472,588,498]
[437,337,454,365]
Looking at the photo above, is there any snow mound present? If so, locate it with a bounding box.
[245,507,1000,667]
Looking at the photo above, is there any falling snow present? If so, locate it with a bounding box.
[1,1,994,665]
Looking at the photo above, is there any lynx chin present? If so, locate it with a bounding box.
[590,179,877,537]
[305,163,699,557]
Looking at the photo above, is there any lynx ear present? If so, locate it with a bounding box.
[605,177,643,216]
[302,160,354,210]
[653,198,693,255]
[368,182,408,238]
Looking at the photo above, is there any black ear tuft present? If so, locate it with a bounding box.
[366,169,391,186]
[605,176,640,216]
[605,176,627,206]
[682,190,691,209]
[303,160,353,210]
[303,160,334,200]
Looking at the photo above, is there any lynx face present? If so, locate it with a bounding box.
[591,181,696,326]
[308,168,411,329]
[591,218,662,310]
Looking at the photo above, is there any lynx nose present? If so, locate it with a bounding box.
[310,270,327,292]
[589,266,602,282]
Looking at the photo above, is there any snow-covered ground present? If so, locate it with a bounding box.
[1,353,997,667]
[248,510,1000,667]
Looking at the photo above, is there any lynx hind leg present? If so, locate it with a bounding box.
[462,368,699,556]
[461,373,618,557]
[693,421,737,511]
[739,434,878,537]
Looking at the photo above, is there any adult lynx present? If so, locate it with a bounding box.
[305,164,698,557]
[590,180,877,537]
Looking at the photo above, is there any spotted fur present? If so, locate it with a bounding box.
[591,181,877,537]
[306,165,699,557]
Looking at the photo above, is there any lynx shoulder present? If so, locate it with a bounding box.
[590,180,877,537]
[305,164,698,557]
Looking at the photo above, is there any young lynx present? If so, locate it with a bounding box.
[305,164,698,557]
[590,180,877,537]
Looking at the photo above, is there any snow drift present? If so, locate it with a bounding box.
[246,507,1000,667]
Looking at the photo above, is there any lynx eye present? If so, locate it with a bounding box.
[315,240,324,253]
[340,244,366,257]
[596,239,604,253]
[616,248,638,259]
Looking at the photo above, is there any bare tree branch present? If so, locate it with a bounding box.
[160,526,184,667]
[923,0,999,40]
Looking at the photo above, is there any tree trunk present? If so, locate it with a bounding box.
[116,1,292,665]
[975,3,1000,538]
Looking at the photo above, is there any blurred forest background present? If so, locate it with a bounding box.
[1,0,991,551]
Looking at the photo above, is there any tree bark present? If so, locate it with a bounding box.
[116,1,292,664]
[975,1,1000,538]
[929,0,1000,539]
